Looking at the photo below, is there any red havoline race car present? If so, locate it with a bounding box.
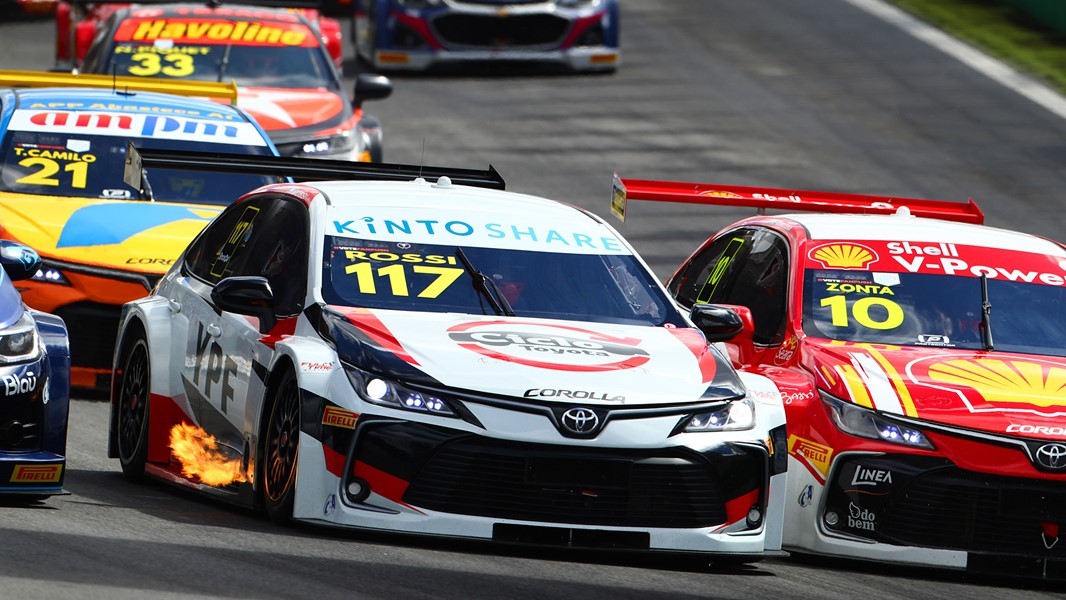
[108,148,787,557]
[612,177,1066,579]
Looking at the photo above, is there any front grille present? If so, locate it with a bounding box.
[403,438,726,528]
[430,14,570,49]
[0,367,44,452]
[877,468,1066,557]
[54,302,121,370]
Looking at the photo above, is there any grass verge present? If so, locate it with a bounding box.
[886,0,1066,94]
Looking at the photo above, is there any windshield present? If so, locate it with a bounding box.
[0,112,276,205]
[321,236,685,326]
[803,269,1066,357]
[106,19,337,89]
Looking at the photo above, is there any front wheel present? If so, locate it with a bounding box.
[262,368,301,524]
[116,336,151,482]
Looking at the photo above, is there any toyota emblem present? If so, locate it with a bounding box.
[1035,443,1066,471]
[560,407,599,435]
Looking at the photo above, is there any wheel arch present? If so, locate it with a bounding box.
[108,299,173,458]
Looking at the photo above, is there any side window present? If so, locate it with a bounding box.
[183,196,309,315]
[184,200,260,284]
[668,228,789,346]
[669,230,754,309]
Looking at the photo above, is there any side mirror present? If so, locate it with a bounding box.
[211,276,276,334]
[690,304,744,341]
[353,73,393,108]
[0,240,42,282]
[691,303,756,367]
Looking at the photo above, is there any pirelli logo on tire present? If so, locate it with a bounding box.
[322,406,357,429]
[11,464,63,483]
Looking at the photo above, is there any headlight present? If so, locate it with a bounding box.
[344,363,456,417]
[821,391,934,449]
[279,132,357,159]
[0,312,40,364]
[31,265,70,286]
[685,397,755,432]
[556,0,598,7]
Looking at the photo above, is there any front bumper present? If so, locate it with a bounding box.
[293,386,778,555]
[787,450,1066,579]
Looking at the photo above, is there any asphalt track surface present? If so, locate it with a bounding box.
[2,1,1066,598]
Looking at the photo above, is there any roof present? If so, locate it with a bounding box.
[11,88,248,120]
[783,212,1066,256]
[307,179,627,254]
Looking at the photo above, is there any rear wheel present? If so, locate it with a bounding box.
[116,335,151,482]
[262,368,301,524]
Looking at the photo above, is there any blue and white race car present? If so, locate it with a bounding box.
[110,148,785,558]
[354,0,620,72]
[0,240,70,499]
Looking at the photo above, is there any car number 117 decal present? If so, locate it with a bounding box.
[343,251,463,298]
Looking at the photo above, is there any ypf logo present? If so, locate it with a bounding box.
[447,321,650,372]
[1034,443,1066,471]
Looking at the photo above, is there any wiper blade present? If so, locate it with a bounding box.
[218,44,232,82]
[456,247,514,317]
[980,273,993,351]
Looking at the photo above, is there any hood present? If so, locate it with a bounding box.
[805,339,1066,436]
[323,306,743,406]
[0,194,222,274]
[237,87,348,134]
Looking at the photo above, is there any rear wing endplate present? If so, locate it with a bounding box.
[0,70,238,104]
[610,175,984,225]
[123,145,505,190]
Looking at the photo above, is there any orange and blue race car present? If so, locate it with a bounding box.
[61,0,394,161]
[614,177,1066,581]
[0,70,279,389]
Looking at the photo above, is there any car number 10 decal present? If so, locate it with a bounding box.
[819,295,905,330]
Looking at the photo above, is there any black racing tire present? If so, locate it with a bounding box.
[262,367,301,524]
[116,335,151,482]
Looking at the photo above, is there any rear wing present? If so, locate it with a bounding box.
[0,70,238,104]
[123,145,506,191]
[610,175,984,225]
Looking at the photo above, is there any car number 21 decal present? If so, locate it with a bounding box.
[13,148,95,189]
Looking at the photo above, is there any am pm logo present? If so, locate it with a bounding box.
[916,353,1066,415]
[11,464,62,483]
[322,406,357,429]
[788,435,833,478]
[808,243,878,269]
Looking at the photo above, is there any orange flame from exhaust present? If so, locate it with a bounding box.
[169,423,248,486]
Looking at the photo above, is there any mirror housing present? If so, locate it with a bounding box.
[0,240,42,282]
[691,303,756,367]
[211,276,276,334]
[353,73,393,108]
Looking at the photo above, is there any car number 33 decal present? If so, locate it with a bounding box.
[343,251,463,298]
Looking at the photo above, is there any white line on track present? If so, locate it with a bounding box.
[842,0,1066,120]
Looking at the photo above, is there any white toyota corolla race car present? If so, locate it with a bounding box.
[108,148,787,557]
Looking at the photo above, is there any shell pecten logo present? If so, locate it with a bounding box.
[699,190,743,199]
[928,358,1066,408]
[809,243,878,269]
